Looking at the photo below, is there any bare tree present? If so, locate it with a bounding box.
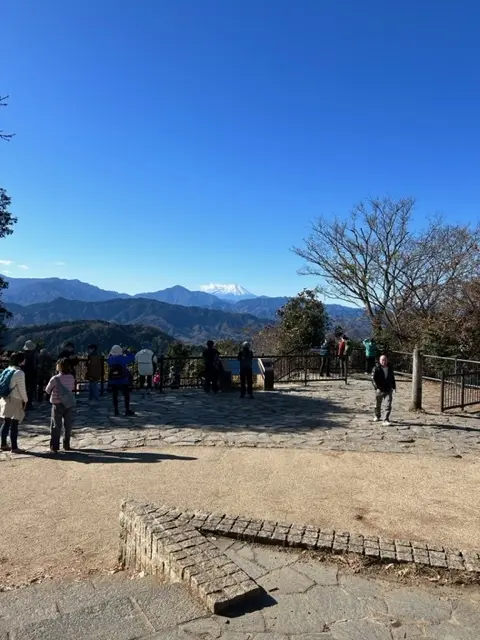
[0,95,14,142]
[293,196,480,343]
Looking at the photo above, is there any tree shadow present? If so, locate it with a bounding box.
[20,389,355,437]
[429,423,480,433]
[24,448,197,464]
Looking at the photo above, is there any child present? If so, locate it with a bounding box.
[45,358,76,454]
[0,352,28,453]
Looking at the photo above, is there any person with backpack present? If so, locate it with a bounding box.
[338,335,351,377]
[0,352,28,453]
[107,345,135,416]
[45,358,77,453]
[135,343,157,394]
[85,344,102,403]
[237,341,254,398]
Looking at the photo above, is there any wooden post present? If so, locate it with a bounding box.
[409,346,423,411]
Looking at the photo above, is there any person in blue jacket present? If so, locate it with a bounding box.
[107,345,135,417]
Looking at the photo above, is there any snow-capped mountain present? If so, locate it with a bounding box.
[199,283,255,301]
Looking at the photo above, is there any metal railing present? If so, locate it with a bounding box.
[268,352,348,384]
[441,369,480,411]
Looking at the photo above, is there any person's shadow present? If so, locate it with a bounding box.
[25,448,197,464]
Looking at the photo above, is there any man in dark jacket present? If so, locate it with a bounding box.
[238,341,254,398]
[203,340,220,393]
[37,349,54,402]
[371,354,396,425]
[58,342,79,376]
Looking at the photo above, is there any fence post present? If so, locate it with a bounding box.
[100,356,105,396]
[304,353,308,386]
[440,372,445,412]
[159,355,164,393]
[461,370,465,410]
[409,346,423,411]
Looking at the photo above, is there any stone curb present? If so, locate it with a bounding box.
[121,501,480,574]
[119,501,262,614]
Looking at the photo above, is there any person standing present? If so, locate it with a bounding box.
[338,335,348,377]
[238,341,254,398]
[363,337,377,374]
[46,358,76,453]
[371,354,396,426]
[86,344,102,403]
[0,352,28,453]
[37,348,54,403]
[22,340,37,410]
[135,343,157,393]
[107,345,135,416]
[202,340,220,393]
[319,339,331,377]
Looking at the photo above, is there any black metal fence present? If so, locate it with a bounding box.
[440,369,480,411]
[269,352,349,384]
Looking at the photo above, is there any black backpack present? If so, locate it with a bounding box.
[108,363,126,381]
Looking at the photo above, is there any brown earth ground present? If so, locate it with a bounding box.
[1,445,478,591]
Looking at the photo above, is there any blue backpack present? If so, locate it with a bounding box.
[0,368,16,399]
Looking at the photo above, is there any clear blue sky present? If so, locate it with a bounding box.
[1,0,479,298]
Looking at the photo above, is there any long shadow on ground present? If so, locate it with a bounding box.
[24,448,197,464]
[20,388,354,437]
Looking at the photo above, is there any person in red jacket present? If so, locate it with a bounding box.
[338,335,349,377]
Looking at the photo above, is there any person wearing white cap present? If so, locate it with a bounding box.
[22,340,37,410]
[107,345,135,416]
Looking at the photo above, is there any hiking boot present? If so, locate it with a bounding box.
[1,444,10,451]
[114,410,120,417]
[373,416,380,422]
[63,443,72,451]
[11,448,25,454]
[50,447,58,455]
[125,409,135,417]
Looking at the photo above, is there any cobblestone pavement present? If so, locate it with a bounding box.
[1,377,479,461]
[1,541,479,639]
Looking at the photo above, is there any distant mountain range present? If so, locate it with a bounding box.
[5,297,268,343]
[1,275,371,339]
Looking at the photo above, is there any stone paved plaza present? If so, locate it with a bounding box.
[2,377,479,460]
[2,540,480,639]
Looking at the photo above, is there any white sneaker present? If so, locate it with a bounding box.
[373,416,379,422]
[383,420,391,426]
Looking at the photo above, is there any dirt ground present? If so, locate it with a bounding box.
[1,446,478,591]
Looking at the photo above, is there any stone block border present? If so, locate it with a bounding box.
[119,501,262,613]
[120,500,480,584]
